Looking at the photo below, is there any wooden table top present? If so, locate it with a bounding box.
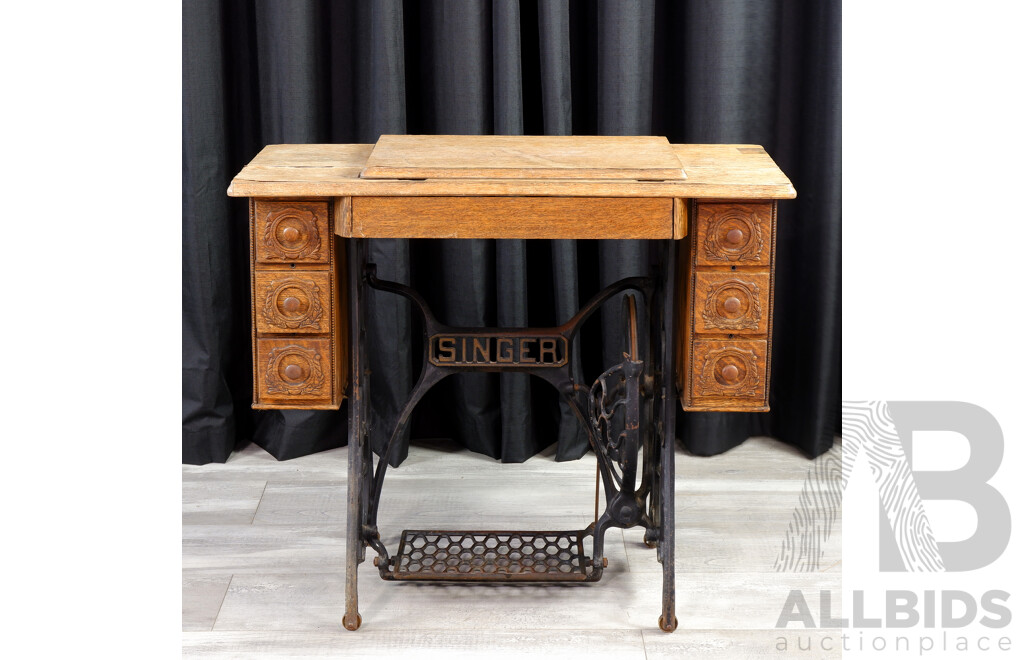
[361,135,687,181]
[228,138,795,200]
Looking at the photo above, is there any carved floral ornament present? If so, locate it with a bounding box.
[261,278,324,330]
[263,207,322,260]
[702,206,764,262]
[265,344,326,395]
[697,346,761,398]
[701,279,762,330]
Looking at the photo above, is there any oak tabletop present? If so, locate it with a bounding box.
[360,135,686,181]
[228,138,795,199]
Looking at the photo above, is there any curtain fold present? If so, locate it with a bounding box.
[183,0,235,464]
[183,0,841,465]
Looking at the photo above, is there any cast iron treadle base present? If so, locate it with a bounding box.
[390,530,595,582]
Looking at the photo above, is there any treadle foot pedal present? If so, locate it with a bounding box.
[390,530,597,582]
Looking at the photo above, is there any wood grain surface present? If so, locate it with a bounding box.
[692,271,770,335]
[360,134,685,180]
[255,338,333,404]
[681,200,777,412]
[350,196,673,239]
[250,198,347,410]
[693,202,773,267]
[690,339,769,405]
[254,270,331,334]
[228,143,795,199]
[331,234,349,408]
[254,200,330,264]
[672,198,688,238]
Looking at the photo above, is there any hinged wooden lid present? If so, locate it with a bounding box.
[359,135,686,180]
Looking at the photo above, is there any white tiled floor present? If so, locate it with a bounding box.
[183,436,841,658]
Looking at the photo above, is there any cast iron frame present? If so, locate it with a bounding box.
[343,238,677,632]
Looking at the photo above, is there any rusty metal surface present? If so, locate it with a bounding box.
[360,267,662,585]
[653,239,678,632]
[344,238,368,631]
[343,240,679,630]
[388,530,593,582]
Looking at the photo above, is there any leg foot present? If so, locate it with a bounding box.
[343,612,362,631]
[643,529,658,548]
[658,614,678,633]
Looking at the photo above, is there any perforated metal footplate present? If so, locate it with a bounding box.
[391,530,593,582]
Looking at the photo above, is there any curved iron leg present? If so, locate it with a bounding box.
[590,511,614,568]
[344,238,367,632]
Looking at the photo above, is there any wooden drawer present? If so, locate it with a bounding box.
[692,271,770,335]
[256,338,334,405]
[255,200,330,263]
[688,339,769,408]
[255,270,331,334]
[249,197,349,410]
[680,199,777,412]
[694,202,772,266]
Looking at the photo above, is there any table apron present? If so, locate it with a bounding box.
[350,196,675,239]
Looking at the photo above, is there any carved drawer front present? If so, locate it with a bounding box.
[255,200,330,263]
[689,339,768,407]
[256,338,333,403]
[255,271,331,334]
[694,202,772,266]
[692,271,770,335]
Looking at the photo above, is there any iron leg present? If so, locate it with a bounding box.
[344,412,364,630]
[658,416,677,632]
[344,238,367,631]
[658,241,678,633]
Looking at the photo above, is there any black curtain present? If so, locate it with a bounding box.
[183,0,840,465]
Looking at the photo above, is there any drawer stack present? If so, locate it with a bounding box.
[679,201,776,411]
[249,198,347,409]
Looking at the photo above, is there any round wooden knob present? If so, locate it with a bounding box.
[283,364,304,380]
[281,226,300,242]
[721,364,740,382]
[726,228,744,244]
[282,296,301,313]
[723,296,741,313]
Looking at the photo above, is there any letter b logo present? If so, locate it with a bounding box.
[843,401,1010,572]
